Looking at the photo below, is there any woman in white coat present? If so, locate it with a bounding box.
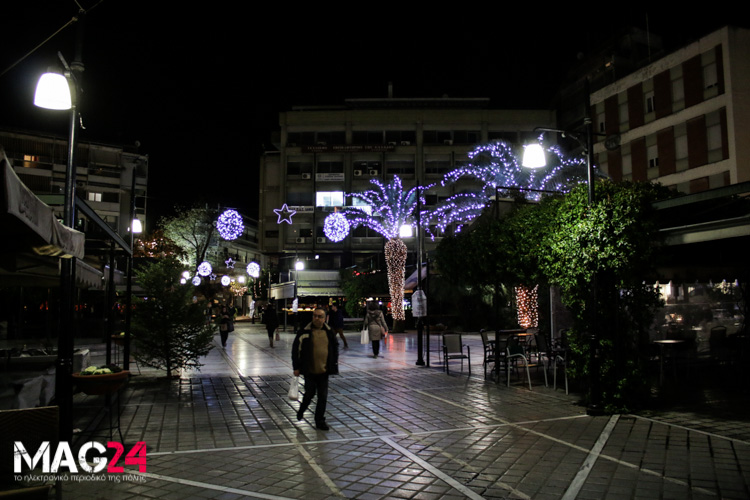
[365,301,388,358]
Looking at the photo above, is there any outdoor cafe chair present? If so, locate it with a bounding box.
[479,329,495,378]
[506,335,547,390]
[443,333,471,375]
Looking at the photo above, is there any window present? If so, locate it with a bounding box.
[315,191,344,207]
[423,130,452,145]
[647,144,659,169]
[385,130,416,145]
[645,91,655,114]
[353,160,381,175]
[317,161,344,174]
[353,131,384,144]
[425,155,451,175]
[287,158,313,176]
[453,131,480,144]
[385,155,414,176]
[87,192,102,202]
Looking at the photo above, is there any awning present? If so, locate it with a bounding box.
[404,264,428,292]
[1,152,84,259]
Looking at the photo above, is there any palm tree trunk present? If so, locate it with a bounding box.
[385,238,407,330]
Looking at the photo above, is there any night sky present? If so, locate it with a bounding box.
[1,2,745,228]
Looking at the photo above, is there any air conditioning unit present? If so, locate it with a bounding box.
[443,139,453,145]
[369,169,379,176]
[316,237,326,243]
[301,173,312,179]
[295,237,306,243]
[353,169,363,177]
[400,141,411,146]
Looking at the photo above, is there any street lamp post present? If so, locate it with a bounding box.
[522,118,604,416]
[34,47,84,442]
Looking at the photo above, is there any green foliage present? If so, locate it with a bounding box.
[533,181,675,411]
[437,180,675,410]
[339,268,389,318]
[434,197,558,330]
[160,205,219,270]
[132,257,215,377]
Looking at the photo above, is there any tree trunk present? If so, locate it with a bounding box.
[385,238,407,323]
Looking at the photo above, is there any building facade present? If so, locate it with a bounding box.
[259,98,556,273]
[0,129,148,237]
[590,26,750,193]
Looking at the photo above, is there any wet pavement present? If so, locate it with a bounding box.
[53,322,750,499]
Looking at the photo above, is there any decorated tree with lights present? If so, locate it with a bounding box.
[325,175,495,329]
[441,140,600,201]
[324,176,427,330]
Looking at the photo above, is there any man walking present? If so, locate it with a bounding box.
[292,307,339,430]
[328,302,348,348]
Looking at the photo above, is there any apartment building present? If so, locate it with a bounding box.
[590,26,750,193]
[258,98,556,272]
[0,129,148,237]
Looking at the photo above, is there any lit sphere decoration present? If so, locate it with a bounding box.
[220,275,231,286]
[246,261,260,278]
[191,276,201,286]
[197,261,212,276]
[217,209,244,240]
[323,212,350,242]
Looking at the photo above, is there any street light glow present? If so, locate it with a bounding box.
[521,144,547,169]
[34,72,72,110]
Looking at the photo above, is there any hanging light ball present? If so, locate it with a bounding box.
[220,275,231,286]
[191,276,202,286]
[246,261,260,278]
[217,209,244,240]
[324,212,350,242]
[197,261,212,276]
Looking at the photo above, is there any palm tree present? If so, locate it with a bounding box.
[324,176,423,329]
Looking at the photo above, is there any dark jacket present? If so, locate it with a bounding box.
[292,322,339,376]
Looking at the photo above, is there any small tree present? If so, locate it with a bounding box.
[132,257,215,377]
[160,205,219,271]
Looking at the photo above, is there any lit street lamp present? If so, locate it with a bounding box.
[34,48,84,442]
[522,118,606,416]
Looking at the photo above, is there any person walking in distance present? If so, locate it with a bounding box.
[263,302,280,347]
[328,302,348,349]
[292,307,339,431]
[365,300,388,358]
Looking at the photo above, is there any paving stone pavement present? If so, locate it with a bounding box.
[55,322,750,499]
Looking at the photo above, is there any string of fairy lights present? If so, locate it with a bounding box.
[180,141,594,322]
[514,285,539,328]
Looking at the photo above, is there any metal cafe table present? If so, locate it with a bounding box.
[653,339,686,386]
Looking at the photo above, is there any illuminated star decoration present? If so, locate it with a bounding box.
[323,212,350,242]
[209,273,217,281]
[197,261,212,277]
[225,258,235,269]
[274,204,296,224]
[217,209,244,240]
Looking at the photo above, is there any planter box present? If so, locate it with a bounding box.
[71,371,130,395]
